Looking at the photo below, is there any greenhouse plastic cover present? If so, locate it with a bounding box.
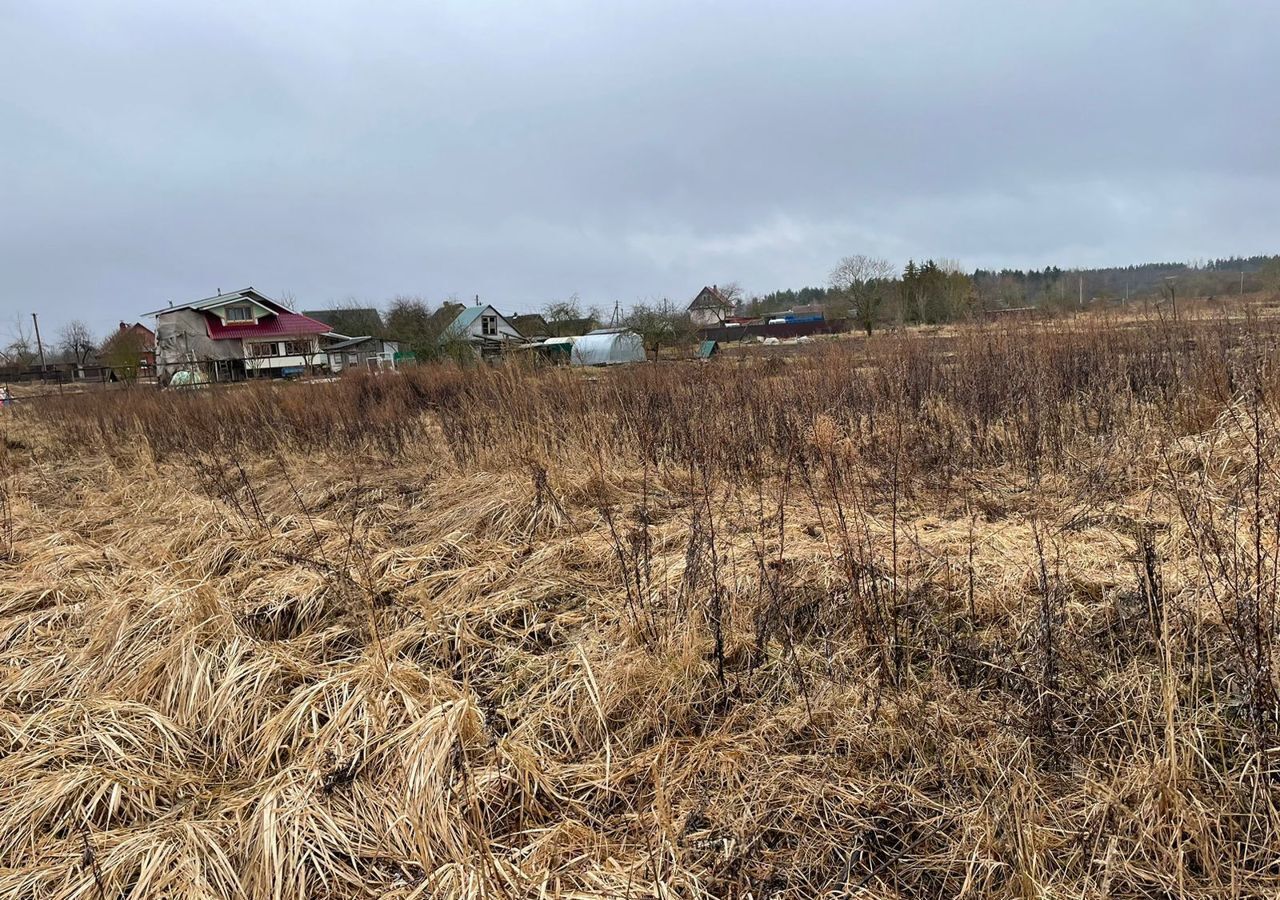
[570,330,646,366]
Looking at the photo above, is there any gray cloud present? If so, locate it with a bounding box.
[2,0,1278,336]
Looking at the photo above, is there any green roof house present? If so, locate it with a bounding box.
[441,305,527,358]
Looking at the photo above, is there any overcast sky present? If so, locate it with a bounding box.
[2,0,1278,336]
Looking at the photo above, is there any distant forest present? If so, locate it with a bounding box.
[971,255,1279,307]
[754,254,1280,321]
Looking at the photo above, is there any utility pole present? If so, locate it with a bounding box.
[1240,270,1245,296]
[31,312,47,378]
[1078,274,1083,309]
[1164,276,1177,321]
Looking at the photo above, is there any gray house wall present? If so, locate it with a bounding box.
[154,308,239,376]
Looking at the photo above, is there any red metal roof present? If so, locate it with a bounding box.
[205,311,331,340]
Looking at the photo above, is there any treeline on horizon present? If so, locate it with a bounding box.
[757,253,1280,319]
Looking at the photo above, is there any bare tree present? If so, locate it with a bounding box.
[385,296,466,361]
[1160,277,1178,321]
[1,317,37,367]
[829,255,894,335]
[716,282,745,308]
[100,328,146,383]
[624,299,694,359]
[543,293,584,324]
[320,299,385,336]
[1,339,35,367]
[59,320,97,366]
[286,329,321,376]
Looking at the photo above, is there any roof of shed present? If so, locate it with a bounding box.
[511,313,551,336]
[324,335,388,351]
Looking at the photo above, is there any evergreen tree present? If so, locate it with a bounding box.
[901,260,919,324]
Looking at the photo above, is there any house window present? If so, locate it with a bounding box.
[481,315,497,336]
[283,340,312,356]
[248,342,276,357]
[226,306,253,322]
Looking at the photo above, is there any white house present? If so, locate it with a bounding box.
[146,288,331,381]
[440,305,526,357]
[687,285,733,328]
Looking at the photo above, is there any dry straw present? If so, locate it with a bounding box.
[1,309,1279,897]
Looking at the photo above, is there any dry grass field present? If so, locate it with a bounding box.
[2,310,1279,898]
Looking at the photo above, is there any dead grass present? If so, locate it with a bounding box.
[1,310,1279,897]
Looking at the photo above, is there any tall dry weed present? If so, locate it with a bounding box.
[2,310,1279,897]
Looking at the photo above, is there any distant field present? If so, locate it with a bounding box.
[2,309,1279,898]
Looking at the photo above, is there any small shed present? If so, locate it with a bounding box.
[324,335,400,372]
[570,329,646,366]
[529,336,575,363]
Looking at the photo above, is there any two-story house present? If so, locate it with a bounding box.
[147,287,331,381]
[687,285,733,328]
